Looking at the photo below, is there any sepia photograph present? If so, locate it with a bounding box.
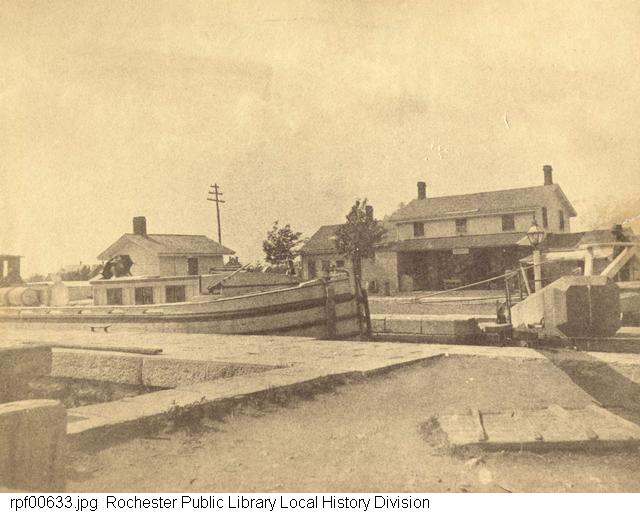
[1,0,640,505]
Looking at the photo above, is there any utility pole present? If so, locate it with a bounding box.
[207,184,225,244]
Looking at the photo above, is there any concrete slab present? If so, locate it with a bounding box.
[437,405,640,452]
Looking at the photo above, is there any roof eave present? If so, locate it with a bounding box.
[554,185,578,217]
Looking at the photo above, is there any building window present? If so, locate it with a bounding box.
[321,260,331,273]
[542,207,548,228]
[336,260,345,268]
[166,285,186,303]
[308,260,317,278]
[135,287,154,305]
[501,214,515,231]
[455,218,467,234]
[187,257,199,275]
[559,210,565,230]
[413,222,425,237]
[106,288,123,305]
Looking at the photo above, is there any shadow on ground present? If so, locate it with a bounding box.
[537,348,640,425]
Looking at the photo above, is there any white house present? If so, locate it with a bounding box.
[97,217,235,277]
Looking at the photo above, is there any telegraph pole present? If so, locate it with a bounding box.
[207,184,225,244]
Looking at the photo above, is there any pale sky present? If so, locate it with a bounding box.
[2,0,639,276]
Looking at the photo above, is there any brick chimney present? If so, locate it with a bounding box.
[543,165,553,186]
[417,181,427,200]
[133,216,147,237]
[365,205,374,220]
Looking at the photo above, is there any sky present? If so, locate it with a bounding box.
[2,0,640,276]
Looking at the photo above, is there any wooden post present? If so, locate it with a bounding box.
[533,249,543,292]
[584,246,594,276]
[361,288,372,338]
[517,269,523,301]
[324,282,337,339]
[504,270,512,324]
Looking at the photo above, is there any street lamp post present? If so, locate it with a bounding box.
[526,218,546,292]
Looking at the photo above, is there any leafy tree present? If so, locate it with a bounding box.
[245,260,265,273]
[262,221,304,267]
[333,199,387,285]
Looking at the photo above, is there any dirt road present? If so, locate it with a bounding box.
[68,356,640,492]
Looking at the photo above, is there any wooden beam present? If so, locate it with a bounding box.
[600,246,639,279]
[584,246,594,276]
[519,266,531,296]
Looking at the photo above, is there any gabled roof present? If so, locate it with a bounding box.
[98,233,235,261]
[300,222,396,255]
[389,184,577,222]
[299,225,342,254]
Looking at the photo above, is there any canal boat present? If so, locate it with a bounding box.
[0,273,362,339]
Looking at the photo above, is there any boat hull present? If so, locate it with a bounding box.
[0,277,361,339]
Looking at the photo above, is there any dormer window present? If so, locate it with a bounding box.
[413,222,425,237]
[455,218,467,234]
[501,214,515,231]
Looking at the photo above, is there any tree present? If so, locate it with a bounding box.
[333,199,387,285]
[245,260,265,273]
[262,221,304,268]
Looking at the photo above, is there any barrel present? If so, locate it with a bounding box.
[0,288,10,306]
[1,287,40,307]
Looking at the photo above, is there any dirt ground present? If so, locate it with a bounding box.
[67,356,640,493]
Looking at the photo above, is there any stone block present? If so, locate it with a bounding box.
[421,316,480,337]
[512,275,621,338]
[0,400,66,491]
[51,350,143,385]
[384,316,422,334]
[0,345,51,402]
[141,357,273,388]
[370,317,386,333]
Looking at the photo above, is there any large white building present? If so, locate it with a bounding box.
[301,165,577,292]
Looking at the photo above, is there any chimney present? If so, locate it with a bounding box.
[417,181,427,200]
[543,165,553,185]
[133,216,147,237]
[365,205,374,220]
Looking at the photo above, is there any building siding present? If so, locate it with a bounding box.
[396,208,570,241]
[159,255,225,276]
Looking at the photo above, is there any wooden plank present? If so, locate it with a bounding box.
[601,247,638,278]
[438,405,640,450]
